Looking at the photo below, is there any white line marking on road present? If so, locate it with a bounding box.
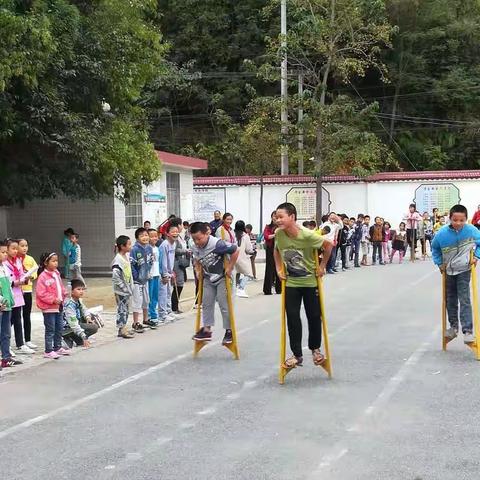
[317,448,349,468]
[310,327,440,477]
[197,407,216,416]
[0,268,437,443]
[104,465,116,470]
[0,320,266,440]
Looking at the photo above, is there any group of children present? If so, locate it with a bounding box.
[299,206,448,274]
[0,237,99,370]
[112,218,191,339]
[288,203,480,366]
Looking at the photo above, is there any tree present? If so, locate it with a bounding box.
[383,0,480,170]
[263,0,395,218]
[147,0,275,150]
[0,0,166,204]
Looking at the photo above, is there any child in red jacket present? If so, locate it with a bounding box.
[35,252,69,359]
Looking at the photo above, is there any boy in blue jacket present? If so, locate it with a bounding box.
[130,228,154,332]
[432,204,480,344]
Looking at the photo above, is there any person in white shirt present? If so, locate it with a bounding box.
[321,213,343,273]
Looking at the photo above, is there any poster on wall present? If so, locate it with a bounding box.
[413,183,460,215]
[193,188,226,222]
[286,187,331,221]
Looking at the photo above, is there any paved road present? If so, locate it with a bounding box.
[0,261,479,480]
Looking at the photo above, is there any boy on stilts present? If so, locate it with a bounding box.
[190,222,239,345]
[274,203,333,368]
[432,204,480,344]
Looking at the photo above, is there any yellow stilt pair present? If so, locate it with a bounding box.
[279,251,333,384]
[442,258,480,359]
[193,271,240,360]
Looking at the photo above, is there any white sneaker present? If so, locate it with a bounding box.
[236,289,249,298]
[9,349,16,357]
[17,344,35,354]
[464,332,475,344]
[444,327,458,340]
[166,313,176,322]
[25,341,38,350]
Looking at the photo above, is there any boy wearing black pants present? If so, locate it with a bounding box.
[274,203,333,367]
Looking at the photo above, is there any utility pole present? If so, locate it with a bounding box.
[280,0,289,175]
[297,71,304,174]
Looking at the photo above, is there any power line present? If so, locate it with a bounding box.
[348,80,418,171]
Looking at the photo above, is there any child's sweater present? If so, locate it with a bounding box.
[63,297,90,340]
[112,253,134,296]
[0,264,14,311]
[130,242,153,284]
[35,269,67,312]
[4,257,25,308]
[432,224,480,276]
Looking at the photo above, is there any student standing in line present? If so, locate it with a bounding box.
[158,224,178,323]
[263,212,282,295]
[36,252,69,359]
[18,239,38,351]
[4,239,33,355]
[234,220,254,298]
[172,222,189,315]
[112,235,135,339]
[0,240,22,368]
[361,215,371,266]
[147,229,161,325]
[382,222,393,262]
[369,217,385,265]
[69,232,85,285]
[130,228,154,332]
[245,224,257,280]
[61,228,74,278]
[390,222,407,264]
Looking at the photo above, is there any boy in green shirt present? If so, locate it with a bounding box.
[274,203,333,368]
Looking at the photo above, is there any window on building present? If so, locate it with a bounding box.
[166,172,181,217]
[125,189,143,229]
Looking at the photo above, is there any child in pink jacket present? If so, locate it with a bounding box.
[35,252,69,359]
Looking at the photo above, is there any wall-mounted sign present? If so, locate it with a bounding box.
[286,187,331,221]
[413,183,460,215]
[193,188,226,222]
[144,193,166,203]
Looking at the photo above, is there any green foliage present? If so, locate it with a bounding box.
[0,0,165,204]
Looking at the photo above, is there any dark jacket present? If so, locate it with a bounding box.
[209,219,223,236]
[352,221,363,244]
[369,224,385,243]
[339,225,351,246]
[130,242,153,285]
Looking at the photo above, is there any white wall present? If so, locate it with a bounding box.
[194,179,480,233]
[115,166,196,238]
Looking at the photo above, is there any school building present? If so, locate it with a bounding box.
[0,151,207,274]
[193,170,480,233]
